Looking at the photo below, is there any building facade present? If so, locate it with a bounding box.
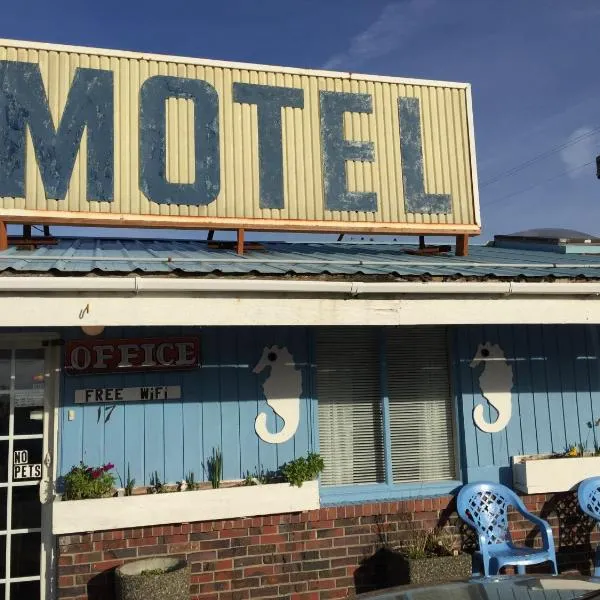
[0,238,597,599]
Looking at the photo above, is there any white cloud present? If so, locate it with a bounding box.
[559,126,599,178]
[323,0,436,71]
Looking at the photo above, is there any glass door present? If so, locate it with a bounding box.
[0,346,51,600]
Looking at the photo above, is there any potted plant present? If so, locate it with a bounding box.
[393,528,471,586]
[280,452,324,487]
[115,556,189,600]
[62,461,116,500]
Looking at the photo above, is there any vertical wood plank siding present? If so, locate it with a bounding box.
[57,324,600,491]
[58,326,315,486]
[454,325,600,484]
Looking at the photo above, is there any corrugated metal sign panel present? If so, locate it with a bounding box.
[0,39,480,235]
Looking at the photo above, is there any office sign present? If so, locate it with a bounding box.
[0,39,479,236]
[64,337,200,374]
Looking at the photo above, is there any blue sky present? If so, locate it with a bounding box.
[1,0,599,241]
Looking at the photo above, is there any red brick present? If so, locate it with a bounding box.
[320,588,351,599]
[92,559,124,571]
[259,534,288,544]
[308,578,336,590]
[101,539,128,550]
[244,565,275,577]
[57,585,87,598]
[220,528,249,538]
[58,575,74,587]
[127,536,159,548]
[191,573,215,583]
[164,534,189,544]
[74,552,102,565]
[169,541,203,553]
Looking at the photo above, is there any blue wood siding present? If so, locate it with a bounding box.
[58,326,316,486]
[4,321,596,496]
[453,325,600,485]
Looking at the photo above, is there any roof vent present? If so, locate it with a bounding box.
[493,228,600,254]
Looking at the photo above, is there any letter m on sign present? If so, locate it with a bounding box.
[0,61,114,201]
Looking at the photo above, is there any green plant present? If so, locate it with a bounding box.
[243,471,256,486]
[242,465,273,486]
[280,452,324,487]
[185,471,199,491]
[124,464,135,496]
[117,463,136,496]
[149,470,166,494]
[401,528,458,559]
[206,447,223,489]
[63,461,116,500]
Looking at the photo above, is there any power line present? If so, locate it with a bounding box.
[480,126,600,188]
[483,160,595,209]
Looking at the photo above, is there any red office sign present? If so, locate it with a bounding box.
[64,337,201,375]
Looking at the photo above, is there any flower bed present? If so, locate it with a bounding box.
[53,452,324,535]
[52,479,320,535]
[512,453,600,494]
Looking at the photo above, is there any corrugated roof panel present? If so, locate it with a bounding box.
[2,238,600,280]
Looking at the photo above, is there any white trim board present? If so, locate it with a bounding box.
[2,294,600,326]
[52,481,319,535]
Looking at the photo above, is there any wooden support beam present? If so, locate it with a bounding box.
[418,235,426,250]
[0,223,7,251]
[456,234,469,257]
[337,234,344,242]
[207,230,215,241]
[236,229,245,255]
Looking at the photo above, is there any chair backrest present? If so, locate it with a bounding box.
[578,476,600,521]
[457,482,523,545]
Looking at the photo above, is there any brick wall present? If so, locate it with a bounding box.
[57,491,597,600]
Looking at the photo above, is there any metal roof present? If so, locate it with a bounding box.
[1,237,600,280]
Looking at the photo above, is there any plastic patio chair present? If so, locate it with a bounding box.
[577,476,600,577]
[457,482,558,577]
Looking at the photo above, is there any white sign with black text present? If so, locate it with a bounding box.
[13,449,42,480]
[74,386,181,404]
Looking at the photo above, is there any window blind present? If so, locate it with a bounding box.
[316,328,385,486]
[386,327,456,483]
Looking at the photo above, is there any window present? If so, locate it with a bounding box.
[316,327,456,489]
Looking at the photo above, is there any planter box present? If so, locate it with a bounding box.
[404,554,472,586]
[512,454,600,494]
[115,557,189,600]
[379,551,471,587]
[52,480,319,535]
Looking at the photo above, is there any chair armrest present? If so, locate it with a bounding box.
[515,507,555,550]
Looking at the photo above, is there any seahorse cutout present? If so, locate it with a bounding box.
[253,345,302,444]
[470,342,514,433]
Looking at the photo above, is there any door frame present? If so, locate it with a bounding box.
[0,333,60,600]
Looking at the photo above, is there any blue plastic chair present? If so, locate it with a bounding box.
[457,482,558,577]
[577,476,600,577]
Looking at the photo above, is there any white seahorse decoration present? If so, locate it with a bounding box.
[253,345,302,444]
[470,342,514,433]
